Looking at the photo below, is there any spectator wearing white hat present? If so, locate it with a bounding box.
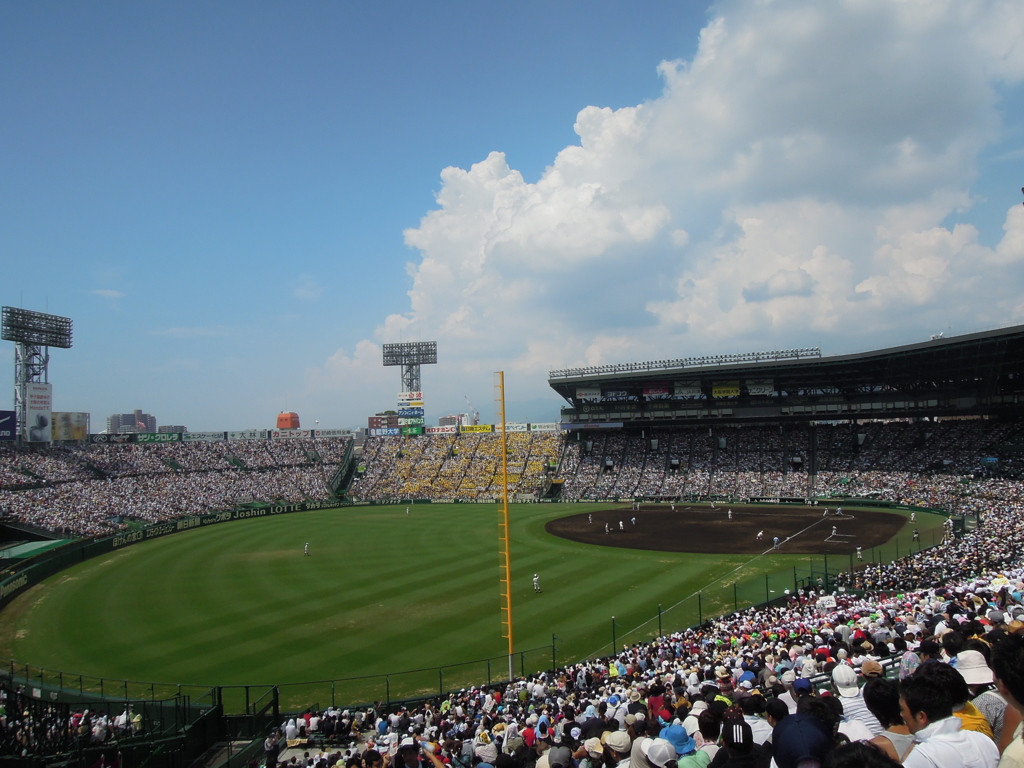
[776,670,799,715]
[603,730,632,768]
[958,649,1007,743]
[638,738,678,768]
[832,664,884,736]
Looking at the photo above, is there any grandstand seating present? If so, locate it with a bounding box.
[4,421,1024,536]
[5,420,1024,766]
[0,438,352,536]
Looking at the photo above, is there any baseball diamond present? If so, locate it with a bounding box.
[546,504,907,554]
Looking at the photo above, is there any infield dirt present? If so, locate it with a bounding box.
[546,503,907,555]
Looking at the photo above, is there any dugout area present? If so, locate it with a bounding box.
[546,503,909,555]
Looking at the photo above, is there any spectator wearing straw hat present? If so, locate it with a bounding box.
[575,737,604,768]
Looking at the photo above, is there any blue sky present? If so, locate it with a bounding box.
[2,1,1023,432]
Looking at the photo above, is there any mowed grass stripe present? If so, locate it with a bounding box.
[3,502,922,691]
[11,506,526,684]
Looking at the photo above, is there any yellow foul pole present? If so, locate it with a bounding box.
[494,371,514,681]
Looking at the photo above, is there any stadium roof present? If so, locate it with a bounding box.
[549,324,1024,427]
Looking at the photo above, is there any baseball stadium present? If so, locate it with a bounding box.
[3,325,1024,767]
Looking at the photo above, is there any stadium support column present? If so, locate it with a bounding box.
[807,423,818,498]
[2,307,74,445]
[494,371,514,681]
[759,428,766,497]
[13,342,47,442]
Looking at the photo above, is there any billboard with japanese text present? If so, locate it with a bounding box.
[26,382,52,442]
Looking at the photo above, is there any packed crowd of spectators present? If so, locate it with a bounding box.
[2,418,1022,540]
[263,481,1024,768]
[557,419,1022,504]
[0,438,350,536]
[8,474,1024,764]
[9,420,1024,765]
[349,433,561,502]
[0,684,142,759]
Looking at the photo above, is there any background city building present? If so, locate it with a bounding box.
[106,410,156,434]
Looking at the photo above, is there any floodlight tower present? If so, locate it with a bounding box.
[382,341,437,393]
[1,307,73,443]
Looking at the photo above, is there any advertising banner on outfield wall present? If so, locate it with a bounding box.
[229,430,269,440]
[401,426,423,435]
[184,432,228,442]
[313,429,352,438]
[747,379,775,396]
[425,425,458,434]
[712,381,741,398]
[26,382,52,442]
[110,500,341,550]
[529,423,559,431]
[51,412,89,441]
[273,429,311,439]
[370,427,401,436]
[461,424,494,433]
[137,432,181,443]
[0,411,15,441]
[496,422,528,432]
[90,433,135,443]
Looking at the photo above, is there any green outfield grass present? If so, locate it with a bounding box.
[0,502,942,710]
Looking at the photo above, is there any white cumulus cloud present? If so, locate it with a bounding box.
[319,0,1024,406]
